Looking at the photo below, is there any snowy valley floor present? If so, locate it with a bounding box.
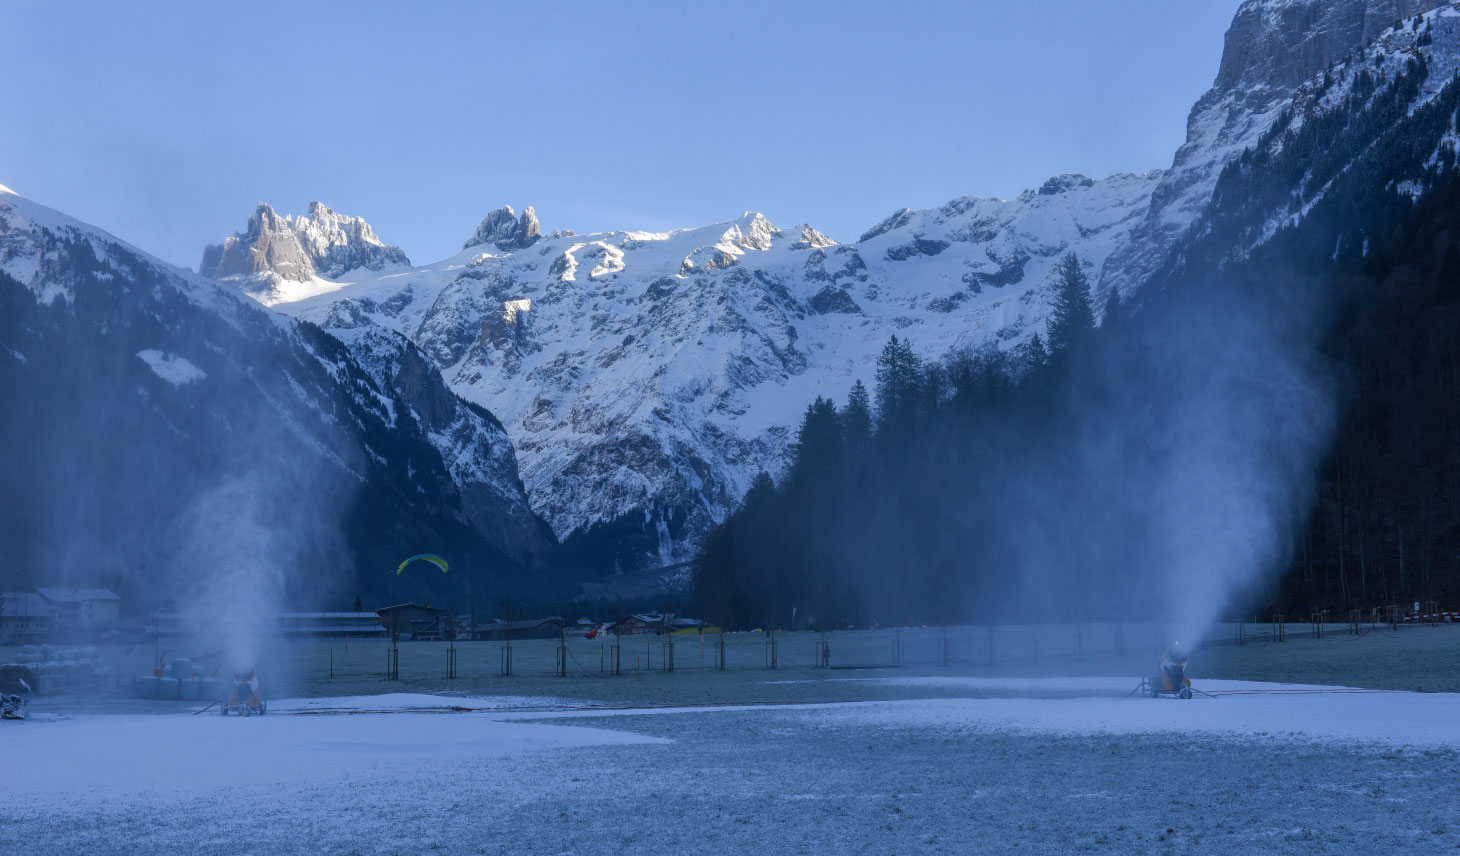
[5,628,1460,854]
[5,683,1460,853]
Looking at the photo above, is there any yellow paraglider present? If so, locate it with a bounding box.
[396,553,449,575]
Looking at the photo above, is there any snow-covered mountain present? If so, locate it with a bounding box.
[217,171,1159,568]
[0,184,551,604]
[203,0,1459,576]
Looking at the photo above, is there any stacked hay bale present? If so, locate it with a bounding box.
[11,644,111,694]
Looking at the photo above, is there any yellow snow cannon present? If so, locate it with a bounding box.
[221,666,266,716]
[1148,642,1193,699]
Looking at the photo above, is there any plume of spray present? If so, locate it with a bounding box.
[164,443,355,690]
[1141,288,1332,647]
[1065,267,1336,650]
[173,475,295,676]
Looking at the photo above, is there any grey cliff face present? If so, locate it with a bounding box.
[1214,0,1439,90]
[200,201,409,292]
[200,204,314,282]
[1100,0,1445,301]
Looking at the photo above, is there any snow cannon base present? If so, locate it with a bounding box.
[1127,676,1194,700]
[220,697,267,716]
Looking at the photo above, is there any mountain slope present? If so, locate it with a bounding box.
[0,185,551,608]
[1101,0,1447,300]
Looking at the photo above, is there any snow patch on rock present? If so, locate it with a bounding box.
[135,350,206,386]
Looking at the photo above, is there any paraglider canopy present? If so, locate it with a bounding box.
[396,553,449,575]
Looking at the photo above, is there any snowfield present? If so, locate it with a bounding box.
[6,709,664,801]
[5,680,1458,854]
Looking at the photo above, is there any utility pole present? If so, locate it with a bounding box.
[465,552,474,640]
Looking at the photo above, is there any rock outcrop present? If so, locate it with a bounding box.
[463,205,542,252]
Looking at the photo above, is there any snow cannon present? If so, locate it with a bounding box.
[1147,642,1193,699]
[221,666,266,716]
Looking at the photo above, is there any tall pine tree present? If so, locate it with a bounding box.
[1025,333,1049,371]
[1046,253,1095,356]
[874,336,922,425]
[842,379,872,453]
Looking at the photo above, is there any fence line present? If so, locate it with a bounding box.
[289,623,1213,683]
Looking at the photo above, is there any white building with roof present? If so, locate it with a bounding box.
[0,592,60,643]
[33,587,122,624]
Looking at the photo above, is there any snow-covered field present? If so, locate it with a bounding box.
[5,679,1457,854]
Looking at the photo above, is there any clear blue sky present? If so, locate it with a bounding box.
[2,0,1244,269]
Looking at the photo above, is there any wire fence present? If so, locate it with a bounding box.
[286,623,1204,683]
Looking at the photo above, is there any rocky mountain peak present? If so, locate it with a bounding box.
[463,205,542,252]
[200,202,409,302]
[1038,173,1097,195]
[789,223,838,250]
[200,202,312,284]
[724,212,777,251]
